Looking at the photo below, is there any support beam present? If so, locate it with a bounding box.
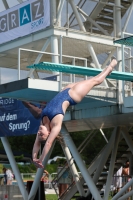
[100,129,108,143]
[103,128,120,200]
[62,144,86,196]
[27,38,50,78]
[51,36,59,77]
[61,125,102,200]
[1,137,28,200]
[93,127,117,184]
[68,0,86,32]
[28,141,56,200]
[85,128,118,196]
[101,49,116,69]
[79,131,97,154]
[55,0,65,26]
[50,0,56,25]
[77,7,109,36]
[123,1,133,32]
[17,0,23,3]
[121,127,133,155]
[112,178,133,200]
[115,0,123,105]
[87,43,108,87]
[2,0,9,9]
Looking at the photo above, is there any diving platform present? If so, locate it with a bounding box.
[114,36,133,46]
[0,77,133,133]
[27,62,133,81]
[0,78,116,102]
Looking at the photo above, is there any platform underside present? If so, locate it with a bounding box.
[64,112,133,132]
[0,78,132,133]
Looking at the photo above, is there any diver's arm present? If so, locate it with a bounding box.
[32,135,41,160]
[40,125,61,161]
[22,101,42,119]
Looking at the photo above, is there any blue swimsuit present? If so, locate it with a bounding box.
[41,88,77,121]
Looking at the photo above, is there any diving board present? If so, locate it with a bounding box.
[27,62,133,81]
[114,36,133,46]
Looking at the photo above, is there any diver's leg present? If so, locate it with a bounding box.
[69,59,117,102]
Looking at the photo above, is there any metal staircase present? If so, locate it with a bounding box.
[68,0,132,35]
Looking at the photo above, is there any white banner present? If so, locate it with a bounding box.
[0,0,50,44]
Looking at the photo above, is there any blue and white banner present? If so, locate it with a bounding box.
[0,97,42,137]
[0,0,50,44]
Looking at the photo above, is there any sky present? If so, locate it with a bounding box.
[0,0,133,83]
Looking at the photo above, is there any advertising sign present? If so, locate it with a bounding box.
[0,0,50,44]
[0,97,42,137]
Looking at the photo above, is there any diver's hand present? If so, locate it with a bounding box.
[33,158,43,168]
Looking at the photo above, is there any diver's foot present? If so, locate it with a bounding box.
[108,59,117,75]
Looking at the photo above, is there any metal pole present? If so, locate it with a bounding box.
[62,144,86,196]
[1,137,28,200]
[28,141,56,200]
[100,129,108,143]
[121,32,125,104]
[61,125,103,200]
[112,179,133,200]
[50,0,56,26]
[77,7,109,36]
[72,58,75,82]
[56,0,65,26]
[84,59,87,80]
[85,127,117,196]
[88,43,108,87]
[66,0,69,29]
[121,127,133,155]
[79,131,97,154]
[101,49,116,69]
[103,128,120,200]
[123,1,133,32]
[2,0,9,9]
[118,190,133,200]
[18,48,21,80]
[68,0,86,32]
[27,38,50,78]
[51,36,59,78]
[115,0,123,105]
[129,48,132,96]
[77,131,94,151]
[93,127,117,184]
[59,35,63,91]
[88,145,107,175]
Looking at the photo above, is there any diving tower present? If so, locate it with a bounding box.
[0,1,133,200]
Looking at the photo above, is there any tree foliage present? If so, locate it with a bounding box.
[0,128,112,167]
